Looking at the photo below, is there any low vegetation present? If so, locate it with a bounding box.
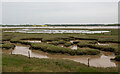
[114,55,120,61]
[2,42,15,49]
[77,43,118,54]
[76,49,100,55]
[49,41,60,45]
[64,42,73,47]
[58,40,66,44]
[2,54,118,72]
[2,28,120,72]
[88,45,116,52]
[2,29,119,58]
[2,29,119,43]
[30,43,100,55]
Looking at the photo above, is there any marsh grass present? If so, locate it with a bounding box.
[2,29,119,59]
[30,43,100,55]
[2,42,15,49]
[114,55,120,61]
[2,54,118,72]
[64,42,73,47]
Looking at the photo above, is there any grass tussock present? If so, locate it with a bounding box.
[64,42,73,47]
[77,43,118,54]
[2,42,15,49]
[30,43,100,55]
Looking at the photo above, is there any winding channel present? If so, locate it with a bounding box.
[11,44,120,68]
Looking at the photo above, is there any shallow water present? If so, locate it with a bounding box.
[66,52,116,68]
[97,42,118,46]
[4,29,110,34]
[57,45,64,47]
[12,45,48,58]
[1,26,119,29]
[68,45,78,50]
[58,44,78,50]
[23,40,42,43]
[11,44,120,68]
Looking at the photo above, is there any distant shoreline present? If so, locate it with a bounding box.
[1,26,119,29]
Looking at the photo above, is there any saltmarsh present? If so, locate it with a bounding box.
[2,53,118,72]
[2,28,120,60]
[30,43,100,55]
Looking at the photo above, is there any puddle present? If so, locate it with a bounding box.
[97,42,109,46]
[70,41,74,43]
[57,45,64,47]
[70,40,90,43]
[38,50,119,68]
[23,40,42,43]
[58,44,78,50]
[97,42,118,46]
[66,52,116,68]
[68,45,78,50]
[12,45,48,58]
[4,29,110,34]
[11,44,119,68]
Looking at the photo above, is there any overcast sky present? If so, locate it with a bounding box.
[2,0,120,2]
[0,1,2,24]
[2,1,119,24]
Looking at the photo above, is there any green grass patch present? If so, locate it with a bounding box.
[2,42,15,49]
[2,54,118,72]
[30,43,100,55]
[76,49,100,55]
[64,42,73,47]
[77,43,118,54]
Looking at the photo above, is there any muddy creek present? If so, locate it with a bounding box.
[11,44,119,68]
